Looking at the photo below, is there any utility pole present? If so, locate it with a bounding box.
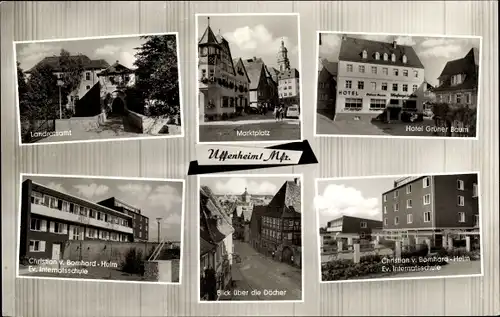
[57,79,64,119]
[156,217,162,243]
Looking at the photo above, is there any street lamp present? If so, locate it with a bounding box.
[156,217,163,243]
[56,79,64,119]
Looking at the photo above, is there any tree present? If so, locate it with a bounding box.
[58,49,85,104]
[17,62,30,121]
[21,64,60,120]
[133,35,180,120]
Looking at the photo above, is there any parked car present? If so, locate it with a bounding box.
[246,106,260,114]
[286,105,300,118]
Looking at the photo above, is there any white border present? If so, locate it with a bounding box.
[194,13,304,145]
[14,32,186,146]
[197,173,305,303]
[16,172,186,285]
[313,31,483,141]
[314,171,484,284]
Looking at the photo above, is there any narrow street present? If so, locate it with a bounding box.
[224,240,302,301]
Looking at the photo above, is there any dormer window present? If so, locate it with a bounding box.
[383,53,388,61]
[362,50,368,59]
[391,53,396,62]
[375,52,380,60]
[451,74,464,86]
[402,55,407,64]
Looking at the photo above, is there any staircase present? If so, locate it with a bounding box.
[148,239,166,261]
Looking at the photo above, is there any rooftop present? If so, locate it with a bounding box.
[26,55,110,73]
[98,61,134,76]
[433,47,479,92]
[242,58,265,90]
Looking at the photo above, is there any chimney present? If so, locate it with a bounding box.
[294,178,300,186]
[392,41,397,49]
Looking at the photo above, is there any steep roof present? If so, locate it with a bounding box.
[26,55,110,73]
[200,186,234,245]
[200,237,216,256]
[249,205,268,234]
[232,58,251,83]
[338,37,424,69]
[269,67,280,83]
[242,58,265,90]
[320,59,338,76]
[198,25,218,45]
[266,180,301,218]
[98,61,134,76]
[433,47,479,92]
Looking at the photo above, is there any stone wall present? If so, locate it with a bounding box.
[125,109,179,135]
[144,259,180,283]
[55,115,103,133]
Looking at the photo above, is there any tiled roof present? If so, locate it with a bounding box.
[267,180,301,217]
[200,186,234,245]
[433,48,479,92]
[320,58,338,76]
[26,55,110,73]
[232,58,251,83]
[198,25,218,45]
[338,37,424,69]
[242,58,265,90]
[200,237,216,255]
[278,68,300,80]
[98,61,134,76]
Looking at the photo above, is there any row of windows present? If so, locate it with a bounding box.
[384,193,474,214]
[384,180,478,202]
[280,92,297,98]
[346,63,419,78]
[262,216,300,230]
[344,98,407,110]
[31,191,130,227]
[279,86,294,91]
[200,68,248,91]
[345,80,418,93]
[384,213,479,226]
[318,82,332,89]
[360,50,408,64]
[384,177,431,202]
[438,92,472,104]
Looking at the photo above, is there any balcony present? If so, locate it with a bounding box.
[30,203,133,234]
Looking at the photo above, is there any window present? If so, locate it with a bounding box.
[424,211,431,222]
[29,240,46,252]
[457,195,465,206]
[381,83,388,91]
[407,214,413,224]
[423,177,430,188]
[382,68,388,75]
[371,82,377,90]
[402,70,408,77]
[86,85,90,90]
[369,98,386,110]
[394,190,399,198]
[393,69,399,76]
[358,81,364,89]
[401,84,408,92]
[451,74,463,85]
[474,214,479,226]
[414,70,419,78]
[30,218,47,231]
[384,218,388,226]
[346,64,353,72]
[375,52,380,60]
[359,221,368,229]
[457,179,465,190]
[383,194,387,202]
[89,209,96,218]
[473,183,478,197]
[86,228,98,238]
[85,72,90,80]
[394,203,399,212]
[406,185,412,194]
[362,50,368,59]
[31,192,43,204]
[412,84,418,92]
[458,212,465,223]
[371,66,377,74]
[423,194,431,205]
[407,199,412,208]
[383,53,388,61]
[465,93,471,104]
[61,201,70,212]
[392,83,398,91]
[359,65,365,73]
[344,98,363,110]
[345,80,352,89]
[394,217,399,225]
[402,55,407,64]
[456,93,462,104]
[384,206,387,214]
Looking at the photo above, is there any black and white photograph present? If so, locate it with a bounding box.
[315,32,481,138]
[17,174,185,284]
[199,175,303,302]
[196,14,303,143]
[316,173,482,283]
[15,33,183,145]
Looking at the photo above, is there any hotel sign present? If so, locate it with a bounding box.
[391,93,417,98]
[338,90,360,96]
[366,93,387,97]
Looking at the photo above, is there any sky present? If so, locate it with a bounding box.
[318,33,481,87]
[15,34,169,72]
[200,176,295,196]
[25,175,184,242]
[315,177,399,228]
[197,15,300,72]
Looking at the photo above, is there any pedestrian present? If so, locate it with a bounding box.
[279,105,285,121]
[274,106,280,121]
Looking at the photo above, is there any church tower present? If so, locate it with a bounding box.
[241,187,251,203]
[277,38,291,72]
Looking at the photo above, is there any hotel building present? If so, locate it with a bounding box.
[20,179,135,260]
[381,174,479,248]
[335,36,425,122]
[198,17,251,121]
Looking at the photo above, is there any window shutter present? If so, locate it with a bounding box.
[40,241,46,252]
[41,220,47,231]
[49,222,54,233]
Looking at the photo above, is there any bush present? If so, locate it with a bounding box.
[121,248,145,274]
[322,258,384,281]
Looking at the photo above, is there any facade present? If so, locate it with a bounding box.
[228,188,254,240]
[321,215,383,252]
[317,58,338,119]
[276,39,300,107]
[25,55,110,115]
[20,179,134,260]
[199,185,234,300]
[97,197,149,242]
[335,37,425,122]
[242,57,278,110]
[381,174,479,247]
[198,18,251,121]
[97,61,136,115]
[250,178,302,266]
[432,47,479,108]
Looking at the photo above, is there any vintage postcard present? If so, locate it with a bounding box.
[196,13,303,144]
[316,173,482,283]
[199,174,303,302]
[15,33,183,145]
[17,174,185,284]
[315,32,481,139]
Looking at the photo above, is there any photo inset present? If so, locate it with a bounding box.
[199,175,303,302]
[16,33,183,145]
[315,32,481,138]
[316,173,482,283]
[196,14,303,143]
[17,174,185,284]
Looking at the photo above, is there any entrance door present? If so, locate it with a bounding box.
[52,243,61,260]
[111,98,125,116]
